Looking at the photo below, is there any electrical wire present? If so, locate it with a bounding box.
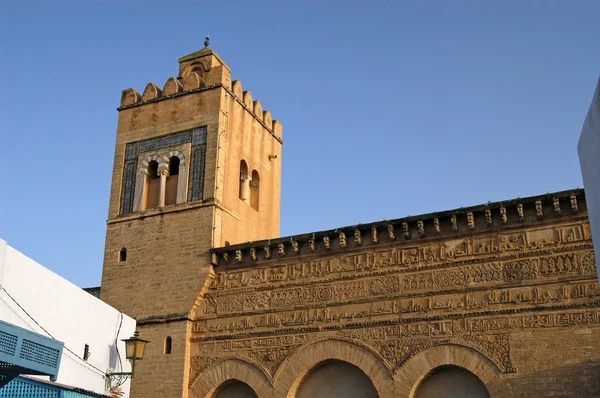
[0,284,107,376]
[114,311,124,372]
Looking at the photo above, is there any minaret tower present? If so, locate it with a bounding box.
[100,44,282,397]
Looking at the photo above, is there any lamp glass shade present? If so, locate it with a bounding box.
[134,340,146,360]
[122,332,149,361]
[125,338,136,360]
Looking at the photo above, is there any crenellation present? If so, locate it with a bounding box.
[142,82,162,101]
[242,90,253,108]
[231,80,243,97]
[120,88,141,106]
[253,101,263,121]
[263,110,272,126]
[183,71,203,91]
[163,77,184,96]
[272,120,283,138]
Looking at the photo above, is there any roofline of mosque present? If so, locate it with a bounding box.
[210,188,585,263]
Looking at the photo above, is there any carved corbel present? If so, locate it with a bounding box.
[278,243,286,256]
[264,245,272,259]
[433,218,440,234]
[517,204,524,222]
[250,248,257,261]
[485,209,492,227]
[291,240,300,254]
[570,195,579,213]
[402,223,410,239]
[388,224,395,240]
[467,212,475,230]
[553,198,561,216]
[372,227,378,243]
[235,249,243,262]
[417,221,425,237]
[535,200,543,219]
[354,229,362,245]
[451,215,458,231]
[339,232,347,248]
[500,206,508,224]
[323,236,331,249]
[210,253,218,266]
[309,237,316,251]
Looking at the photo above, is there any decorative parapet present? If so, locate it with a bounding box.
[118,73,281,140]
[210,189,586,267]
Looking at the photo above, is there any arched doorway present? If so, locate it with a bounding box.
[213,380,258,398]
[415,366,490,398]
[296,360,378,398]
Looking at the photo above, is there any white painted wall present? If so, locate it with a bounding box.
[578,77,600,285]
[0,238,136,397]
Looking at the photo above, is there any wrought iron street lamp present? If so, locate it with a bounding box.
[106,331,149,391]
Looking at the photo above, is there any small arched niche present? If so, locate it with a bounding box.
[143,160,161,210]
[295,360,378,398]
[212,379,258,398]
[414,365,490,398]
[250,170,260,211]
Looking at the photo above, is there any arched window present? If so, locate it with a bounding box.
[143,160,160,210]
[212,380,257,398]
[250,170,260,211]
[296,360,377,398]
[239,160,249,204]
[415,366,490,398]
[165,157,180,206]
[118,248,127,262]
[164,336,172,355]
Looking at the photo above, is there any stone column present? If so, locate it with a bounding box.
[159,170,169,207]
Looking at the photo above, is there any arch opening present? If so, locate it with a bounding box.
[295,359,378,398]
[143,160,160,210]
[165,157,180,206]
[212,379,258,398]
[239,160,249,203]
[250,170,260,211]
[164,336,172,354]
[414,365,490,398]
[118,248,127,262]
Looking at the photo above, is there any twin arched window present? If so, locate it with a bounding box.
[239,160,259,211]
[134,152,188,212]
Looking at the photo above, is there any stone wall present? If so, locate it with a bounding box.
[191,191,600,397]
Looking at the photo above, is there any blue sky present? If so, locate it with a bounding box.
[1,1,599,288]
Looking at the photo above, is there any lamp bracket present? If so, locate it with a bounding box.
[106,371,132,392]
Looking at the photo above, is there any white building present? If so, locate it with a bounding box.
[0,238,136,397]
[578,77,600,284]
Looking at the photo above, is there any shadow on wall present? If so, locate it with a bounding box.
[414,366,490,398]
